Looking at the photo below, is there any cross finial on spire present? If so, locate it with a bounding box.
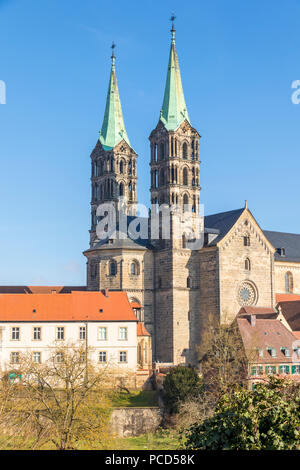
[111,41,116,65]
[170,14,176,42]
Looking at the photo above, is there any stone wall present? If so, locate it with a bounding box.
[110,407,163,437]
[218,211,275,323]
[274,261,300,295]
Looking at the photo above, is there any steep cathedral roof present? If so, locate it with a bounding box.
[160,24,190,131]
[264,230,300,262]
[99,49,130,151]
[204,208,244,245]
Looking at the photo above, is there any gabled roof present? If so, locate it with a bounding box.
[237,317,298,364]
[204,208,244,245]
[160,28,190,131]
[0,286,87,294]
[99,54,130,151]
[137,322,150,337]
[0,291,137,322]
[276,293,300,303]
[277,300,300,331]
[264,230,300,262]
[238,306,277,319]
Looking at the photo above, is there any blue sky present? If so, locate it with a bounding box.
[1,0,300,285]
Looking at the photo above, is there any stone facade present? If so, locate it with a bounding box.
[83,26,300,367]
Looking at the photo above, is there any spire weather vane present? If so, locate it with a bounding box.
[170,14,176,30]
[111,41,116,59]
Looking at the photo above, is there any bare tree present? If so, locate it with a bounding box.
[0,343,116,450]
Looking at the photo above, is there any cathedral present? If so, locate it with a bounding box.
[83,23,300,366]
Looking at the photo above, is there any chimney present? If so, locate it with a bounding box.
[104,289,109,298]
[250,314,256,327]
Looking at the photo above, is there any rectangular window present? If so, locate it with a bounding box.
[33,352,41,364]
[243,236,250,246]
[265,365,277,375]
[279,365,290,375]
[33,327,41,341]
[79,326,86,340]
[292,365,300,374]
[56,327,64,341]
[55,352,64,363]
[99,351,107,363]
[119,327,128,341]
[11,327,20,340]
[251,366,263,377]
[11,352,19,364]
[98,327,107,341]
[80,352,85,363]
[119,351,127,363]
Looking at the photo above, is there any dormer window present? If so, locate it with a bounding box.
[276,248,285,257]
[281,347,291,357]
[267,347,277,358]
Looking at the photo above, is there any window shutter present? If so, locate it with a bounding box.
[286,365,290,373]
[259,366,263,375]
[279,366,283,374]
[292,365,295,374]
[251,367,256,376]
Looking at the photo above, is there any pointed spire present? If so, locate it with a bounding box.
[99,43,131,151]
[160,16,190,131]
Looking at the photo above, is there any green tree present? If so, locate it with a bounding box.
[163,366,203,414]
[184,377,300,450]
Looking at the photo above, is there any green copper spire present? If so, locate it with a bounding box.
[160,18,190,131]
[99,44,131,151]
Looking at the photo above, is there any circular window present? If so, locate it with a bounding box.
[237,282,257,306]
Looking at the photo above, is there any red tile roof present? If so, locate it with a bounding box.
[137,322,150,336]
[0,286,87,294]
[131,302,141,309]
[0,291,137,322]
[237,317,298,364]
[277,301,300,331]
[238,306,277,315]
[276,293,300,302]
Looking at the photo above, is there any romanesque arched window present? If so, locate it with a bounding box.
[119,182,124,196]
[183,142,188,159]
[285,272,293,293]
[109,260,117,276]
[192,195,196,213]
[119,160,124,174]
[130,261,139,276]
[183,193,189,211]
[183,167,188,186]
[187,277,192,288]
[245,258,251,271]
[160,169,165,187]
[160,142,165,160]
[191,140,195,160]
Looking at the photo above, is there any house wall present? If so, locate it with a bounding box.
[0,321,137,371]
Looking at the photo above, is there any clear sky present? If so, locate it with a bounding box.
[1,0,300,285]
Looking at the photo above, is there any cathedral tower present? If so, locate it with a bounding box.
[89,46,138,247]
[149,22,200,219]
[150,20,202,365]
